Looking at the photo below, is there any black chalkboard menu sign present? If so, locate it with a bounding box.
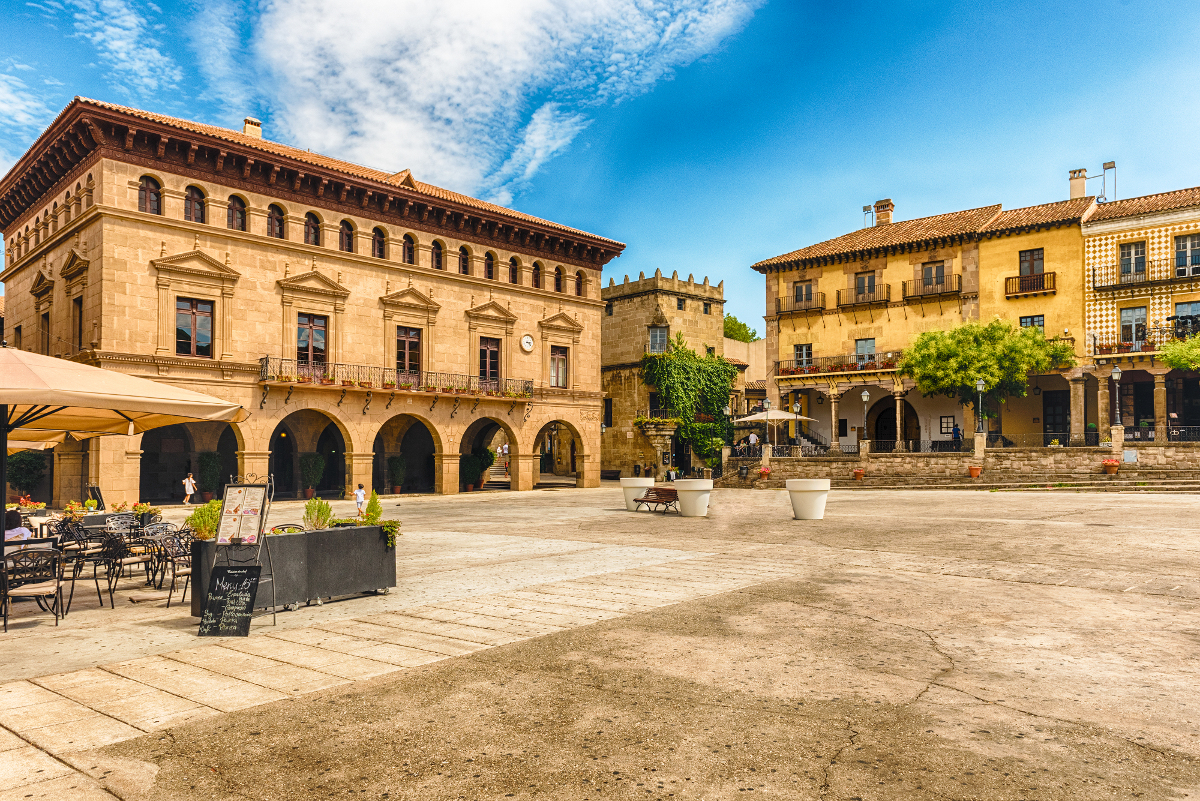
[198,565,261,637]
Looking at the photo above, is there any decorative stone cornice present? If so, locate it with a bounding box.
[152,249,240,286]
[277,270,350,299]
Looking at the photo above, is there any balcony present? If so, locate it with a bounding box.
[1005,271,1056,297]
[645,340,669,354]
[1090,334,1161,357]
[836,284,891,307]
[775,350,903,377]
[1093,259,1198,292]
[902,274,961,301]
[775,293,826,315]
[258,357,533,397]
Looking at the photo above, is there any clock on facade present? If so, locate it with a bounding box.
[520,334,535,352]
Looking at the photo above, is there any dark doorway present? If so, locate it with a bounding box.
[1119,380,1154,428]
[1042,390,1070,445]
[140,424,192,503]
[399,422,436,492]
[315,423,346,496]
[671,434,691,474]
[570,440,577,473]
[217,426,238,496]
[270,427,295,497]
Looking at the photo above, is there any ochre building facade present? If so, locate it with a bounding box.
[1,99,623,505]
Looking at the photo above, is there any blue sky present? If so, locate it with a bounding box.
[2,0,1198,332]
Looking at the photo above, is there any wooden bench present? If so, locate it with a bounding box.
[634,487,679,514]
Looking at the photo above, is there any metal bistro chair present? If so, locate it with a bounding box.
[95,529,156,608]
[55,519,107,614]
[2,542,63,632]
[140,522,178,588]
[158,534,193,608]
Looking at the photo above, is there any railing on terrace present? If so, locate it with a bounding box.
[775,293,827,315]
[836,285,891,307]
[999,433,1104,448]
[1005,271,1056,296]
[775,350,903,376]
[1090,334,1162,355]
[636,408,678,421]
[258,357,533,398]
[901,274,962,300]
[731,443,763,458]
[1121,426,1200,442]
[871,439,969,453]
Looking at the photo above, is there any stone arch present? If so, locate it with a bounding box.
[139,423,195,503]
[869,396,920,450]
[459,416,518,491]
[369,412,444,494]
[268,408,355,498]
[531,418,584,487]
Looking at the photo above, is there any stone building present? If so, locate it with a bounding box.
[0,98,623,506]
[599,269,744,477]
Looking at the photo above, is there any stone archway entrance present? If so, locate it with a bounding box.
[372,414,438,494]
[459,417,515,491]
[533,420,583,488]
[139,423,193,503]
[268,409,350,499]
[871,397,919,451]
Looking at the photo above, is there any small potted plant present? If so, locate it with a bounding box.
[320,377,335,385]
[342,379,355,387]
[84,498,98,512]
[1048,438,1062,447]
[968,465,983,478]
[110,501,129,513]
[132,502,161,525]
[297,376,312,384]
[358,380,373,388]
[1102,458,1120,475]
[382,380,397,389]
[299,452,326,500]
[757,465,772,481]
[852,467,865,481]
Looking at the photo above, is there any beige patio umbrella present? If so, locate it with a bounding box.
[1,347,249,500]
[735,409,817,449]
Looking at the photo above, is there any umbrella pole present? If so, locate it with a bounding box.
[1,404,7,508]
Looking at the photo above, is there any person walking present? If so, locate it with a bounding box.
[951,423,962,451]
[354,483,367,516]
[182,472,196,505]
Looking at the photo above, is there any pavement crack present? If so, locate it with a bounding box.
[817,723,859,801]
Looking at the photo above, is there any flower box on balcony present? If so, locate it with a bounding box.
[319,379,334,385]
[382,382,396,389]
[342,380,355,387]
[879,361,896,369]
[861,362,877,370]
[1116,344,1132,353]
[1097,346,1113,355]
[398,383,414,390]
[357,381,372,388]
[805,366,820,374]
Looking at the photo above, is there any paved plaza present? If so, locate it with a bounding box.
[2,487,1199,800]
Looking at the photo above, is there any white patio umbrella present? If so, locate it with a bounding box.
[1,347,249,502]
[734,409,816,450]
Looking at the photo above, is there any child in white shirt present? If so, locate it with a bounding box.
[354,484,366,515]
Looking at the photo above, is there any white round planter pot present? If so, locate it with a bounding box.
[786,478,830,520]
[619,477,657,511]
[673,479,714,518]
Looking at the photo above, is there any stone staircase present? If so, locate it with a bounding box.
[479,464,510,491]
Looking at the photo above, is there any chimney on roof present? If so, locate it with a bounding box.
[243,117,262,139]
[873,198,894,226]
[1069,168,1087,199]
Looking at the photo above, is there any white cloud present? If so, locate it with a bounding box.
[0,72,51,184]
[249,0,762,201]
[68,0,182,97]
[184,0,255,121]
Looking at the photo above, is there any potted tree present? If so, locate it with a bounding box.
[299,452,326,499]
[198,451,222,502]
[388,455,406,494]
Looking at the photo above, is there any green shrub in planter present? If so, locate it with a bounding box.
[387,455,406,489]
[299,452,326,490]
[197,451,222,496]
[380,519,402,548]
[364,490,382,524]
[302,497,334,530]
[6,451,47,496]
[186,500,223,540]
[460,454,482,487]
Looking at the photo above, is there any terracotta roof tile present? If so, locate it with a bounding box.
[753,205,1002,270]
[981,197,1096,232]
[746,379,767,390]
[77,98,622,246]
[1087,186,1200,222]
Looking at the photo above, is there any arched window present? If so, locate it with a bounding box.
[372,228,387,259]
[554,267,563,292]
[532,262,542,289]
[184,186,206,223]
[432,240,444,270]
[509,257,519,284]
[267,205,285,238]
[138,176,161,215]
[402,235,415,264]
[484,252,495,279]
[459,247,471,275]
[227,197,247,231]
[339,220,355,253]
[575,271,585,296]
[304,213,322,245]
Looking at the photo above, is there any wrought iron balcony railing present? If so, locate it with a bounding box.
[902,274,961,300]
[836,285,891,307]
[774,350,903,376]
[1005,271,1056,296]
[258,357,533,397]
[775,293,826,315]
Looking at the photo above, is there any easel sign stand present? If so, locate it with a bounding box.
[198,474,277,636]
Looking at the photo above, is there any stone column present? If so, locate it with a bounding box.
[1096,373,1111,434]
[513,453,538,491]
[1110,426,1125,456]
[974,432,987,459]
[893,393,905,451]
[1068,376,1086,446]
[1153,372,1168,433]
[346,452,374,498]
[576,443,599,488]
[829,393,841,447]
[237,450,271,484]
[433,452,460,495]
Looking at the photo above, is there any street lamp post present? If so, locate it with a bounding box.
[763,399,772,451]
[975,378,986,435]
[1111,365,1122,426]
[792,401,801,449]
[861,389,870,443]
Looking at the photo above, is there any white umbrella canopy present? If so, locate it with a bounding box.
[735,409,816,423]
[1,347,249,501]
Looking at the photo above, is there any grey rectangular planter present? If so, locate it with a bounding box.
[191,526,396,617]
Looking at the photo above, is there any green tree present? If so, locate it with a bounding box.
[1159,336,1200,372]
[723,313,759,343]
[898,319,1076,418]
[299,452,326,490]
[6,451,47,496]
[640,333,738,465]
